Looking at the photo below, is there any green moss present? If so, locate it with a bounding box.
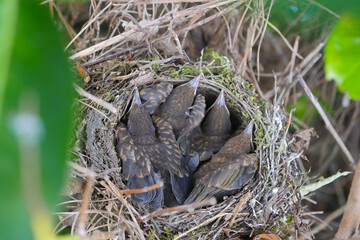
[146,227,157,240]
[163,226,172,233]
[104,91,115,102]
[181,66,201,75]
[151,63,160,71]
[188,227,209,236]
[169,69,180,78]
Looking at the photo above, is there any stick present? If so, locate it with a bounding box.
[65,2,112,50]
[74,83,118,114]
[119,181,163,195]
[101,177,146,240]
[335,155,360,240]
[139,197,216,222]
[70,0,236,60]
[298,76,355,168]
[77,176,95,237]
[174,212,229,240]
[225,192,249,235]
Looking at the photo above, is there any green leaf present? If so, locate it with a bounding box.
[325,11,360,99]
[292,171,352,204]
[0,0,75,239]
[299,171,351,198]
[0,0,18,119]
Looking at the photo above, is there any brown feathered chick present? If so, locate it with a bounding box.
[155,75,206,139]
[117,89,193,207]
[184,120,258,204]
[116,89,163,208]
[189,90,232,161]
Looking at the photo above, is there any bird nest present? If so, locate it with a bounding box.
[58,1,310,239]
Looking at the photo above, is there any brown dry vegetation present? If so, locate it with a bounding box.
[52,1,360,239]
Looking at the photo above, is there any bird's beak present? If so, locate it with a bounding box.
[206,89,229,115]
[243,120,254,142]
[186,75,201,94]
[130,88,142,110]
[214,90,226,107]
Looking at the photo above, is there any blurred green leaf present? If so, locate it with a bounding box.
[325,11,360,99]
[0,0,17,118]
[269,0,358,42]
[55,0,90,2]
[0,0,75,239]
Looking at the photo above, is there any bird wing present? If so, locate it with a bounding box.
[185,153,257,204]
[152,115,184,176]
[140,82,173,114]
[196,153,258,190]
[116,123,164,208]
[127,173,164,209]
[116,123,152,179]
[152,115,195,204]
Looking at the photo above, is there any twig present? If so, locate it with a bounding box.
[335,155,360,240]
[174,212,229,240]
[307,0,340,18]
[66,2,112,50]
[119,181,164,195]
[76,99,111,121]
[70,0,236,60]
[225,192,249,234]
[139,197,216,222]
[77,176,95,237]
[298,76,356,168]
[302,205,345,239]
[256,0,273,84]
[74,83,118,114]
[261,16,303,60]
[101,177,146,240]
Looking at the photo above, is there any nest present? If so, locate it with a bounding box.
[57,1,312,239]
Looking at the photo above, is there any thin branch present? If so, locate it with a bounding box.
[66,2,112,50]
[74,83,118,114]
[174,212,230,240]
[77,176,95,237]
[335,155,360,240]
[139,197,216,222]
[298,76,356,168]
[226,192,249,234]
[119,181,164,195]
[70,0,236,60]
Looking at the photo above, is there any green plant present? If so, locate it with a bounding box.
[325,10,360,99]
[0,0,76,239]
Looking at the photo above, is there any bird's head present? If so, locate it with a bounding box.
[202,90,231,136]
[176,75,201,99]
[128,88,155,137]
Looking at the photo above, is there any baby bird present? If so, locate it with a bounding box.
[184,121,258,204]
[189,90,232,161]
[116,89,163,208]
[155,75,206,139]
[116,89,192,207]
[150,116,193,205]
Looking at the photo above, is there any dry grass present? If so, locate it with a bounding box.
[51,0,325,239]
